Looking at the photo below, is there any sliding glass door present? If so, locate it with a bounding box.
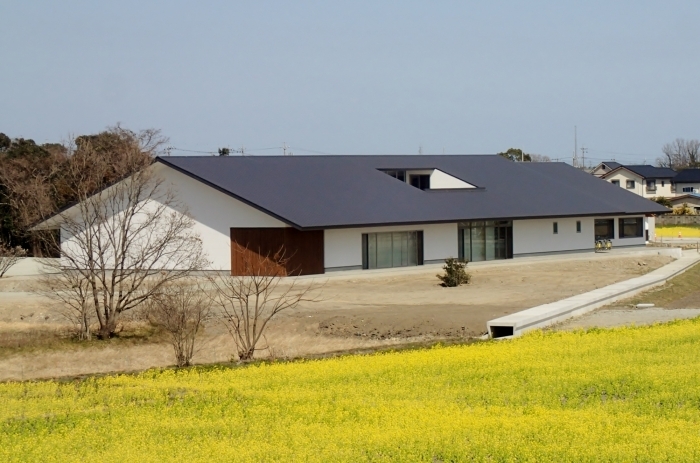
[363,231,423,269]
[458,221,512,262]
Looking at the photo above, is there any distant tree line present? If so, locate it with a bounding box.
[498,148,551,163]
[0,125,164,254]
[656,138,700,170]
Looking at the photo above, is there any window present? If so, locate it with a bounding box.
[409,174,431,190]
[459,221,512,262]
[595,219,615,240]
[553,222,558,234]
[619,218,643,238]
[576,221,581,233]
[626,180,635,189]
[362,231,423,269]
[384,170,406,182]
[683,187,696,193]
[611,180,620,186]
[662,181,665,187]
[646,180,656,190]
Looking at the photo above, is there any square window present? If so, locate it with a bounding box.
[595,219,615,240]
[576,221,581,233]
[626,180,635,189]
[618,217,643,238]
[611,180,620,186]
[553,222,558,234]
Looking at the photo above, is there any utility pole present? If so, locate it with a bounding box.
[573,126,578,168]
[580,146,588,170]
[283,142,288,156]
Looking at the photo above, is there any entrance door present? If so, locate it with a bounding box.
[494,225,513,259]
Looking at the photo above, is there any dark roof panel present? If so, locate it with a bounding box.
[672,168,700,183]
[157,155,669,229]
[619,165,677,179]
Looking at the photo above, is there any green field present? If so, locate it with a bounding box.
[2,319,700,462]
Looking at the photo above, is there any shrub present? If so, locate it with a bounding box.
[437,257,471,287]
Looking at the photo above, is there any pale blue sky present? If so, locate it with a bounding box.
[1,1,699,164]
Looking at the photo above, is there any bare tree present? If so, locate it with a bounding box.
[530,154,552,162]
[43,271,96,340]
[146,280,212,367]
[657,138,700,170]
[208,246,321,362]
[0,241,27,278]
[37,135,209,339]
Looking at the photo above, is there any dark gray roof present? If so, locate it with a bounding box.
[671,168,700,183]
[599,161,622,170]
[157,155,669,229]
[607,165,677,179]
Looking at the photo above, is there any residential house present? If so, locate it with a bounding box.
[597,164,677,200]
[34,155,668,276]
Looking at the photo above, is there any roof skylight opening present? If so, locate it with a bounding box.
[381,169,475,190]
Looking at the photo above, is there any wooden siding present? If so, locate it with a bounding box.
[230,228,324,276]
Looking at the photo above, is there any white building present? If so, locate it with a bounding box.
[595,163,678,200]
[36,155,669,276]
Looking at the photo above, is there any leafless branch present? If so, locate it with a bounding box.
[207,246,322,361]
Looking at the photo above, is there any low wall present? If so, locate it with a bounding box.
[656,215,700,226]
[2,258,60,277]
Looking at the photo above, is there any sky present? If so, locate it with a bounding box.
[1,1,699,165]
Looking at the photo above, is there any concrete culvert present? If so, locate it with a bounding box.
[490,326,514,339]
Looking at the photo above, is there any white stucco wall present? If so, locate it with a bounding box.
[154,164,287,270]
[324,223,458,270]
[513,216,646,256]
[59,163,287,271]
[675,183,700,194]
[513,217,594,255]
[429,169,475,189]
[605,170,675,198]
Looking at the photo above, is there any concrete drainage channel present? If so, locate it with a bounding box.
[486,248,700,339]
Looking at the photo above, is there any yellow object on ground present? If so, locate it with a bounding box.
[3,320,700,462]
[655,226,700,238]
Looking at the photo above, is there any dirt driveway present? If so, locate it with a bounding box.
[0,253,673,380]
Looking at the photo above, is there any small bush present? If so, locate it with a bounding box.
[437,257,471,287]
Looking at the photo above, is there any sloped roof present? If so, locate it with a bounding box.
[672,168,700,183]
[603,165,677,179]
[595,161,622,171]
[156,155,668,230]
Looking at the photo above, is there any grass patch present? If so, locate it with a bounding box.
[0,323,163,359]
[603,260,700,309]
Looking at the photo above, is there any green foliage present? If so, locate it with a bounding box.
[652,196,672,208]
[672,202,696,215]
[498,147,532,162]
[437,257,471,287]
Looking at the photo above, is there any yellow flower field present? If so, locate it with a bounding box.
[655,225,700,238]
[2,319,700,462]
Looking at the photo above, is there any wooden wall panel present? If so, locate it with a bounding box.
[283,228,325,276]
[230,228,324,276]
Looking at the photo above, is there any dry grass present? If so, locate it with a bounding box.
[608,261,700,308]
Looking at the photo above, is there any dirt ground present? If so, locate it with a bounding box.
[0,253,674,381]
